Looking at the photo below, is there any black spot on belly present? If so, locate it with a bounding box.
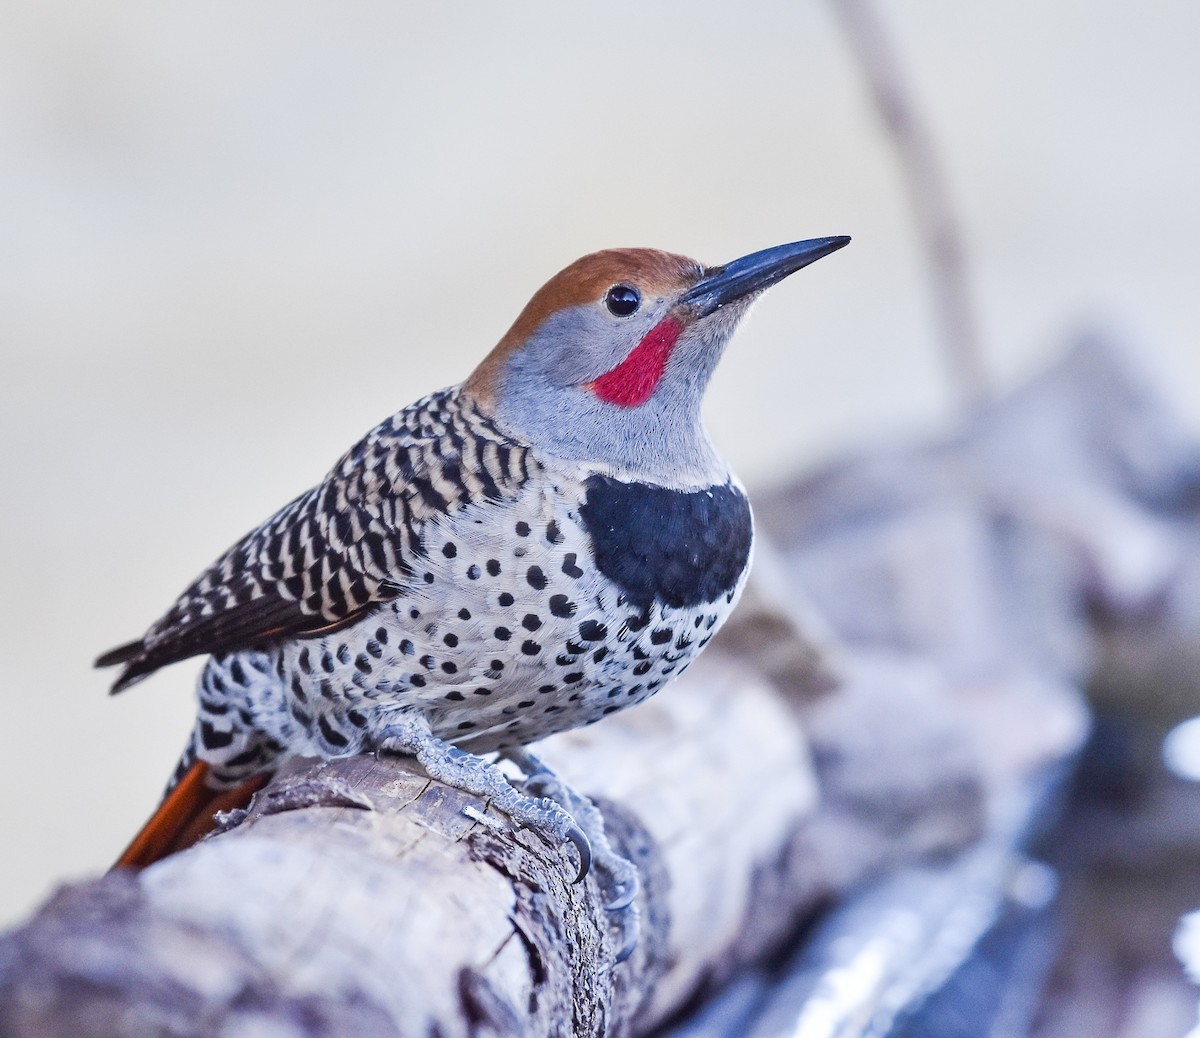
[578,620,607,641]
[319,715,349,747]
[625,608,650,632]
[580,476,753,609]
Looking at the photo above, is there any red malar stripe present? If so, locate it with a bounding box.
[589,317,684,408]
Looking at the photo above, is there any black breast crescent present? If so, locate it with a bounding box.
[579,476,753,611]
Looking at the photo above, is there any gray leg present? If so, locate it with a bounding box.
[374,712,590,881]
[504,748,641,963]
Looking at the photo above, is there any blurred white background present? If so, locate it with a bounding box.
[1,1,1197,928]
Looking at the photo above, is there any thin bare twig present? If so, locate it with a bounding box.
[829,0,992,413]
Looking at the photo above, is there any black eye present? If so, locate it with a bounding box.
[605,284,641,317]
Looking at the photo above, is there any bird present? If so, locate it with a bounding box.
[97,235,850,955]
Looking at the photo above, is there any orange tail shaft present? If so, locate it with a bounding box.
[112,760,267,871]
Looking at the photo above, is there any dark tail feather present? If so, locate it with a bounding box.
[95,639,144,668]
[95,639,154,695]
[111,760,267,871]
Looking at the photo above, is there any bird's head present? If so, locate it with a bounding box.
[466,237,849,485]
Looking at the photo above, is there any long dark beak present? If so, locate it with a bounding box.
[679,236,851,318]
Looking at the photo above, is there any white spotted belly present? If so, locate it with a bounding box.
[191,482,748,775]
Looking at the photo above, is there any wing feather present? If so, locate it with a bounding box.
[98,389,528,693]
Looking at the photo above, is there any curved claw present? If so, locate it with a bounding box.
[565,823,592,883]
[604,878,638,912]
[522,773,554,797]
[612,922,639,964]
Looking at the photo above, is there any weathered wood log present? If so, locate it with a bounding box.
[0,648,829,1038]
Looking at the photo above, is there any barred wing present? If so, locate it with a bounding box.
[98,389,531,692]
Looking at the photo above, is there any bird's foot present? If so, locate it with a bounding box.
[504,748,641,962]
[374,714,589,881]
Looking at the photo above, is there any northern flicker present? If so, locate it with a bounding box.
[98,236,849,956]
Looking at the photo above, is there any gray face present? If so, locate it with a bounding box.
[491,293,750,488]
